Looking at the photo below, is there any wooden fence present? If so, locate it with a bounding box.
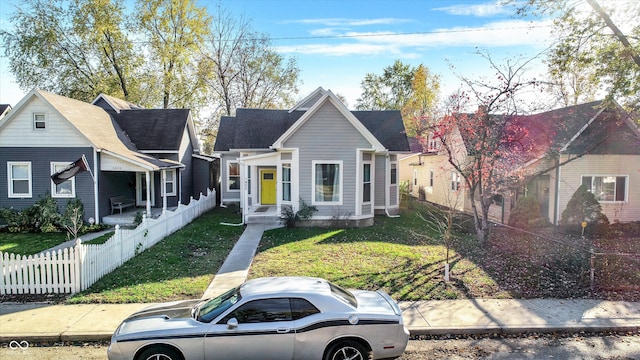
[1,189,216,295]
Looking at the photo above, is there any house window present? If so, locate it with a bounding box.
[429,169,434,187]
[451,171,461,191]
[282,164,291,201]
[313,161,342,204]
[51,162,76,198]
[247,166,252,195]
[390,163,397,185]
[33,113,46,129]
[8,162,32,198]
[228,161,240,191]
[363,163,371,203]
[163,169,177,196]
[582,175,627,202]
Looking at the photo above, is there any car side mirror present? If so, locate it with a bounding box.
[226,317,238,329]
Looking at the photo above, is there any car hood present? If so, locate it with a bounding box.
[124,299,202,321]
[352,290,403,317]
[114,299,205,340]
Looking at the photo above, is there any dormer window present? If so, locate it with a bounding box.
[33,113,46,129]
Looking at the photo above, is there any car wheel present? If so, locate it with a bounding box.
[325,340,371,360]
[137,346,183,360]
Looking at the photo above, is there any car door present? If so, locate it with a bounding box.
[204,298,295,360]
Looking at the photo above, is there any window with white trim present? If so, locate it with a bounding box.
[51,162,76,198]
[8,162,32,198]
[582,175,627,202]
[33,113,46,130]
[390,163,397,185]
[363,163,371,203]
[313,161,342,204]
[227,161,240,191]
[282,163,291,201]
[163,169,177,196]
[451,171,461,191]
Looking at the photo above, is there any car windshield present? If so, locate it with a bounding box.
[329,282,358,308]
[196,287,241,323]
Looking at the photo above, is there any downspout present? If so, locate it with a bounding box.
[93,150,100,224]
[161,169,167,213]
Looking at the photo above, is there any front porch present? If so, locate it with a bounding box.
[102,206,177,227]
[244,205,282,228]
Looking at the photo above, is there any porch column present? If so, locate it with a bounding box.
[162,169,167,212]
[179,169,183,204]
[145,171,151,217]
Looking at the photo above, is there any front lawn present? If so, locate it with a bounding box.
[0,232,71,255]
[25,199,638,304]
[67,207,244,303]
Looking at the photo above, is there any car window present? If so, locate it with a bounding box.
[290,298,320,320]
[220,298,292,324]
[197,287,241,323]
[329,282,358,308]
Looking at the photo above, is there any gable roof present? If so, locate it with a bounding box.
[214,90,409,153]
[112,109,192,151]
[0,104,11,118]
[438,100,640,165]
[1,89,181,170]
[91,93,143,113]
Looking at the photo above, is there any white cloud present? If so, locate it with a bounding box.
[282,18,412,27]
[276,19,554,57]
[432,2,512,17]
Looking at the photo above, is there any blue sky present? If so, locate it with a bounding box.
[0,0,555,109]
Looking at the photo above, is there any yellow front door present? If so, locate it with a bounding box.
[260,169,276,205]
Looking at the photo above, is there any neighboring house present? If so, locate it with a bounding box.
[399,100,640,225]
[0,89,215,224]
[214,87,410,226]
[0,104,11,120]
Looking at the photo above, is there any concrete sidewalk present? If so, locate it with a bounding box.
[1,224,639,343]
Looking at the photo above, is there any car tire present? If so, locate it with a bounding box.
[324,340,371,360]
[137,345,183,360]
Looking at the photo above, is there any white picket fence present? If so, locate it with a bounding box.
[0,189,216,295]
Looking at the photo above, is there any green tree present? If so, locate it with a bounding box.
[514,0,640,110]
[356,60,415,110]
[137,0,212,109]
[401,64,441,137]
[1,0,140,102]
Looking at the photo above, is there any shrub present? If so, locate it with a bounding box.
[280,199,317,228]
[509,196,544,229]
[560,185,609,236]
[31,193,62,232]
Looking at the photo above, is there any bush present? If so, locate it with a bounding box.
[31,193,62,232]
[280,199,317,228]
[560,185,609,236]
[509,196,544,229]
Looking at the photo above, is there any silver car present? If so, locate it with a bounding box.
[108,276,409,360]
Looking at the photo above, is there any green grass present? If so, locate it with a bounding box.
[82,232,115,245]
[68,208,244,304]
[0,232,71,255]
[248,208,509,301]
[13,198,636,304]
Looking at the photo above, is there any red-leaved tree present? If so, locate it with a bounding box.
[433,52,541,245]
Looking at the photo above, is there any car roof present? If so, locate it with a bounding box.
[239,277,331,298]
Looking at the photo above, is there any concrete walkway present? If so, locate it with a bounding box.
[1,224,639,343]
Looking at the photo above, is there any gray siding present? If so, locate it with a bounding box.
[192,157,215,200]
[284,102,372,217]
[99,170,136,217]
[375,155,387,207]
[0,147,96,220]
